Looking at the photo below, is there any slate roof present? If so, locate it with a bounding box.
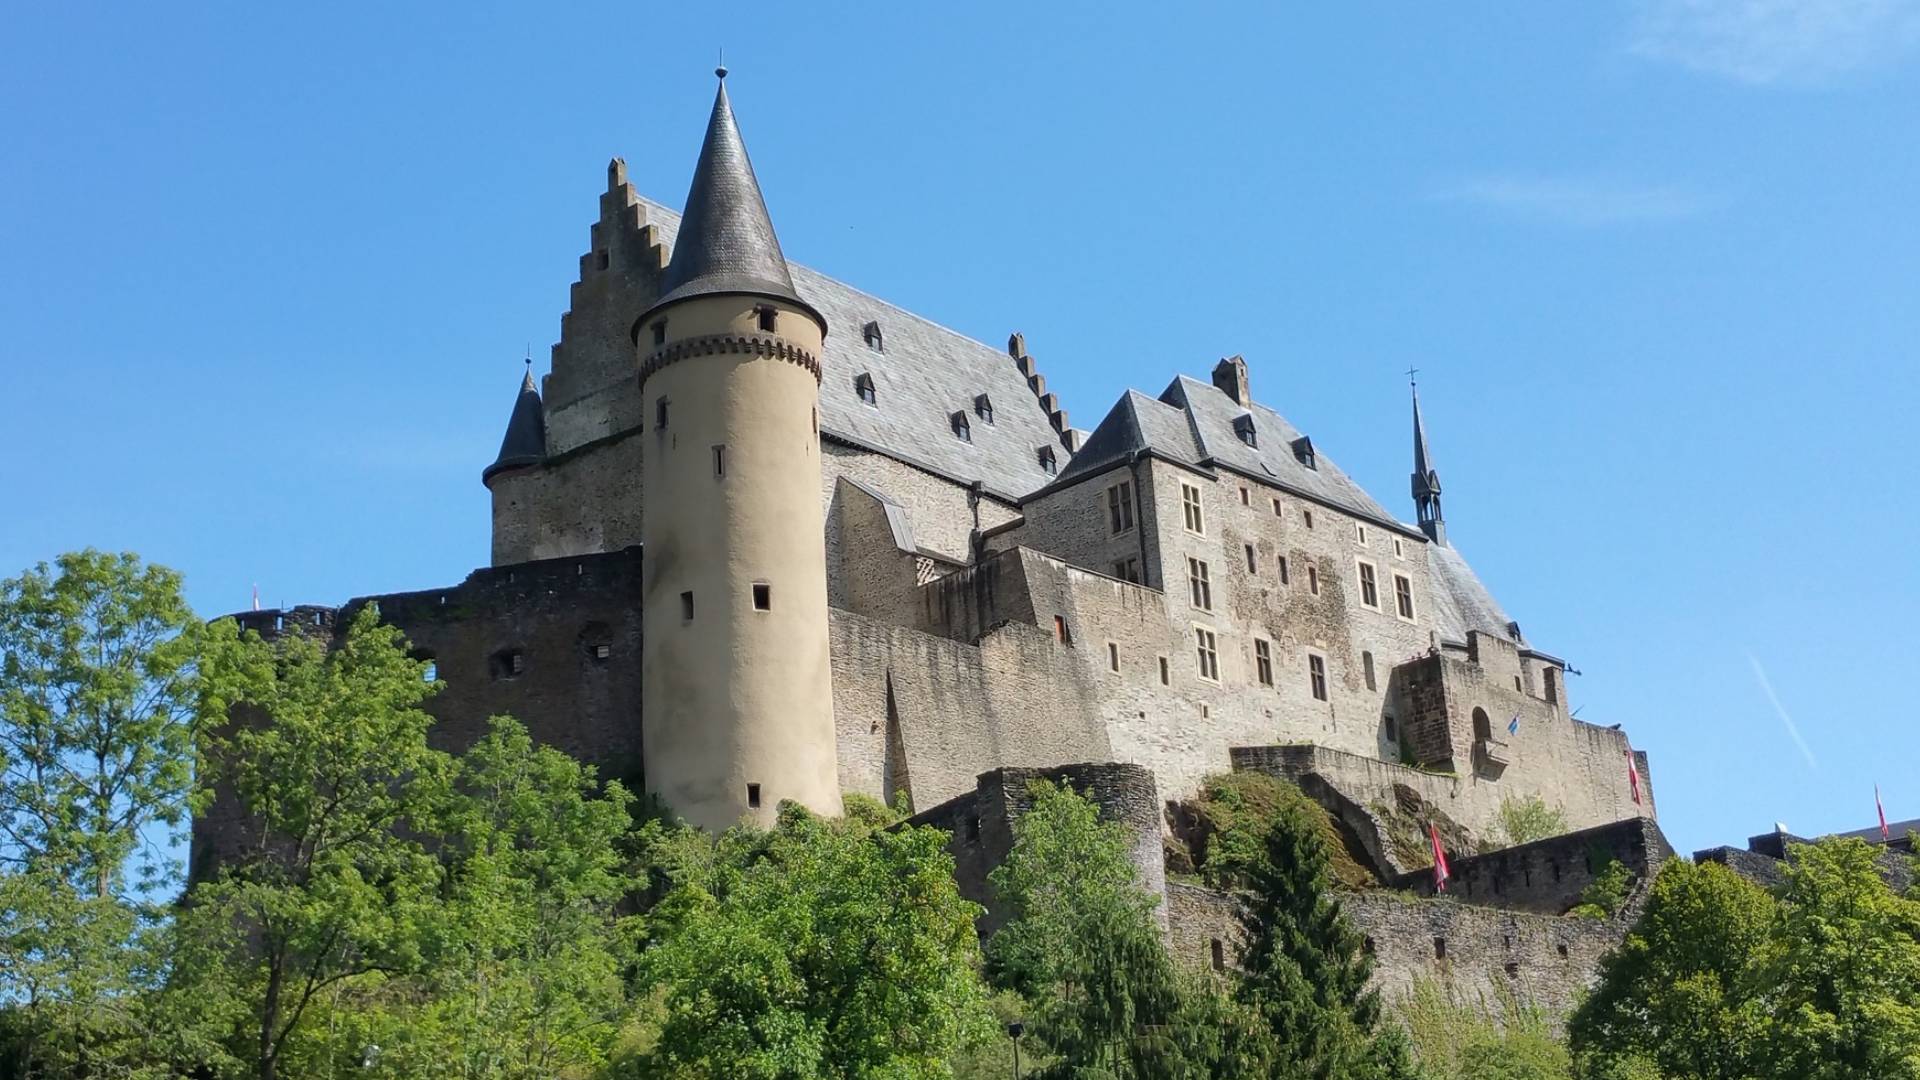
[1164,375,1405,530]
[634,198,1070,502]
[1425,542,1518,646]
[483,370,547,483]
[641,74,822,331]
[1051,391,1202,486]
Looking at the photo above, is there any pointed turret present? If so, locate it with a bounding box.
[483,367,546,484]
[636,68,825,335]
[1411,382,1445,545]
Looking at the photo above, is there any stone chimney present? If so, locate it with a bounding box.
[1212,355,1250,405]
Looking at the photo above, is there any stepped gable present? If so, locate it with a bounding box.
[634,197,1069,503]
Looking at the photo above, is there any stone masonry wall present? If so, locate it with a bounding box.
[909,763,1165,937]
[1390,816,1674,914]
[491,432,645,566]
[1165,883,1627,1026]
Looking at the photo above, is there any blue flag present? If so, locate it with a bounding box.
[1507,714,1520,736]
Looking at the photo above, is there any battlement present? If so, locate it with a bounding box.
[1392,815,1673,915]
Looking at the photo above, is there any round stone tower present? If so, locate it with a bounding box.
[632,68,841,830]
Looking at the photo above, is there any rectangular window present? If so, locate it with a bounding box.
[1195,627,1219,682]
[752,582,771,611]
[651,319,667,346]
[1107,481,1135,534]
[1158,656,1170,685]
[1182,483,1205,534]
[1239,486,1250,506]
[1356,523,1368,545]
[1363,650,1377,691]
[1054,615,1071,644]
[1358,561,1379,609]
[1303,509,1314,529]
[680,591,694,620]
[747,783,762,809]
[656,397,670,430]
[1211,938,1226,971]
[1309,653,1328,701]
[1255,638,1273,686]
[1187,558,1212,611]
[1308,565,1320,595]
[756,306,777,332]
[713,444,727,477]
[1394,537,1405,558]
[1272,497,1283,516]
[1111,557,1141,584]
[1394,574,1415,620]
[1277,555,1289,585]
[1107,642,1120,672]
[1245,544,1257,573]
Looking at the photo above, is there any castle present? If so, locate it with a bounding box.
[198,70,1669,1009]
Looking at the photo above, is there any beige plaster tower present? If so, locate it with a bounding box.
[633,68,842,830]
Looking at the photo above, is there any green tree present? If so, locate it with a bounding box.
[1496,796,1569,849]
[1569,859,1635,920]
[183,606,455,1080]
[1569,858,1773,1080]
[1757,838,1920,1080]
[1402,976,1569,1080]
[635,802,989,1079]
[1232,792,1408,1080]
[0,550,203,1075]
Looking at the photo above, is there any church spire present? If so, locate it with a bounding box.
[482,363,546,485]
[639,67,824,333]
[1411,376,1446,545]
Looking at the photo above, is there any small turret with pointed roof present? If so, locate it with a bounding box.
[1411,379,1445,545]
[634,66,825,337]
[483,364,546,485]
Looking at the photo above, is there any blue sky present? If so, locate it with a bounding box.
[3,2,1916,856]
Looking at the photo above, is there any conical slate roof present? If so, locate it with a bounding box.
[1411,387,1441,499]
[639,71,824,332]
[482,370,546,484]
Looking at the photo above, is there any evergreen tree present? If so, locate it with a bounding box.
[1232,794,1407,1080]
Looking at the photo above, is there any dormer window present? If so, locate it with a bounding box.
[951,411,971,442]
[1037,445,1057,476]
[854,372,877,406]
[1234,413,1257,448]
[1291,435,1317,470]
[974,394,994,424]
[862,320,884,351]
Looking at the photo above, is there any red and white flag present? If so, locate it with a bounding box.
[1878,784,1890,842]
[1429,823,1451,893]
[1626,749,1642,806]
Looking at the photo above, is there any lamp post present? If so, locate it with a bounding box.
[1007,1020,1024,1079]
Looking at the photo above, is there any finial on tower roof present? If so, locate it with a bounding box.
[716,48,727,80]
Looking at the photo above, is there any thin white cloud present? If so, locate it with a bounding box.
[1748,653,1818,771]
[1630,0,1920,85]
[1431,175,1715,226]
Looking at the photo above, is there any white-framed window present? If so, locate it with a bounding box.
[1255,638,1273,687]
[1107,481,1135,534]
[1357,560,1380,610]
[1394,574,1416,620]
[1182,483,1205,534]
[1187,558,1212,611]
[1308,653,1328,701]
[1356,523,1368,546]
[1393,537,1405,558]
[1195,626,1220,682]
